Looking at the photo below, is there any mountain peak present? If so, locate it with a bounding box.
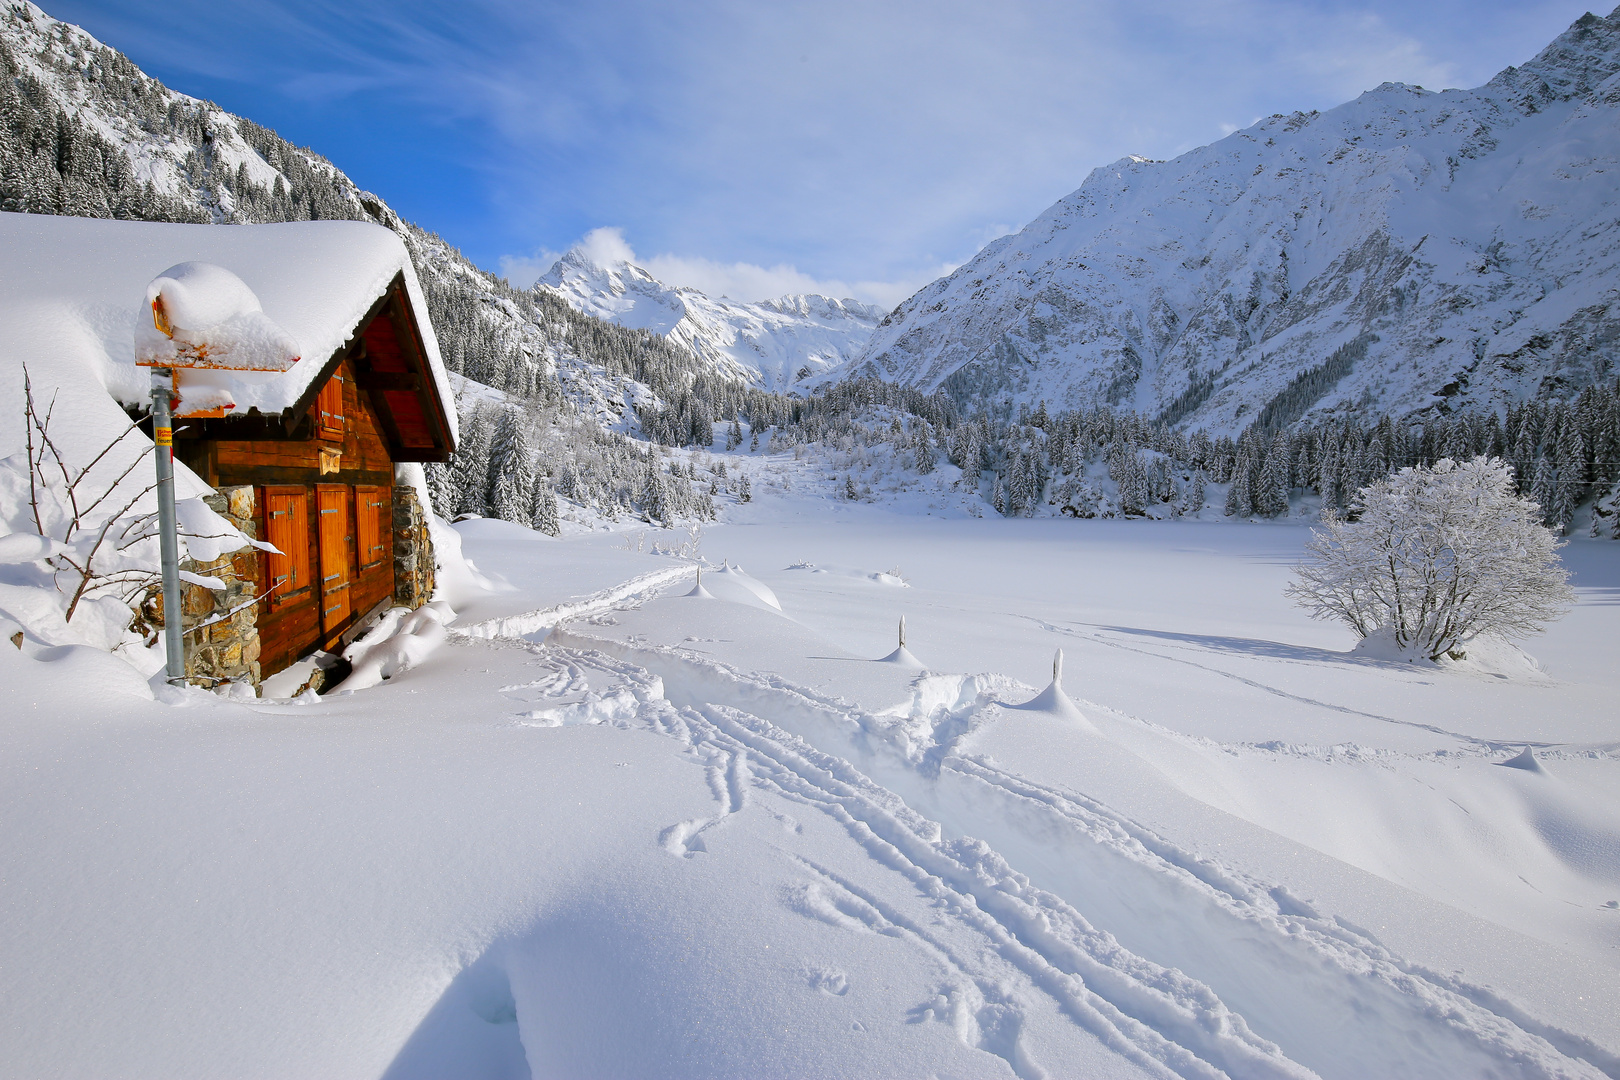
[1483,6,1620,110]
[536,252,884,392]
[856,11,1620,429]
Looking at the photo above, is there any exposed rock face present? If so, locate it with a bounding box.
[857,9,1620,432]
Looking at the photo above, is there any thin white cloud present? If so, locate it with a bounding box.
[69,0,1594,292]
[498,250,561,288]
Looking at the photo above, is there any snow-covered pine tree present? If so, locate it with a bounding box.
[1530,455,1559,529]
[532,476,560,536]
[488,408,536,525]
[1254,441,1290,518]
[1183,469,1206,516]
[424,461,457,518]
[1224,453,1253,517]
[1552,424,1587,532]
[640,468,669,524]
[1113,450,1148,516]
[450,407,495,517]
[914,422,936,474]
[738,474,752,503]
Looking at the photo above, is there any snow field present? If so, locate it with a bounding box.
[550,601,1610,1078]
[4,510,1616,1078]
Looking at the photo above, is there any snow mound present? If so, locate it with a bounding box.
[876,644,925,668]
[683,570,715,599]
[711,561,781,610]
[1007,650,1098,731]
[174,496,271,563]
[339,602,453,691]
[1497,747,1544,773]
[436,519,504,609]
[877,616,925,668]
[1350,629,1435,663]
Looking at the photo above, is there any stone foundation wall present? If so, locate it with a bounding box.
[393,484,435,609]
[177,485,262,688]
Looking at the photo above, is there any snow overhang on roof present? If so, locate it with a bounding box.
[0,212,459,454]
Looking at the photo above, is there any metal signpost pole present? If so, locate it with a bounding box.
[151,367,185,683]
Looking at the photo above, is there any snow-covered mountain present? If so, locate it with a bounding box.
[538,249,886,391]
[857,9,1620,431]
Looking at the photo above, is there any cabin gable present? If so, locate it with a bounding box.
[169,276,452,685]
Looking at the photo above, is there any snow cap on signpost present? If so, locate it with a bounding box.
[136,262,300,416]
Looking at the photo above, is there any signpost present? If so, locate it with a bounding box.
[149,367,185,683]
[137,265,299,684]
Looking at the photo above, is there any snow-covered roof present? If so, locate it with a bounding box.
[0,212,458,447]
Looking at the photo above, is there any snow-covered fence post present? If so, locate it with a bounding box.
[150,368,185,682]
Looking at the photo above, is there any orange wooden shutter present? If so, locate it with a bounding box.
[264,490,309,611]
[355,485,389,568]
[316,485,351,631]
[316,374,345,441]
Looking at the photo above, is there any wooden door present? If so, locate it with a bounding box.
[316,484,352,633]
[263,489,310,611]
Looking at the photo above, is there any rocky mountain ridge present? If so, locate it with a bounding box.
[856,8,1620,432]
[537,248,886,392]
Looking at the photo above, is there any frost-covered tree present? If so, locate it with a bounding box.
[640,462,669,524]
[488,409,535,525]
[1253,441,1290,518]
[532,477,559,536]
[1224,453,1253,517]
[1182,469,1206,516]
[423,461,456,518]
[1112,450,1148,515]
[449,408,495,517]
[1287,457,1574,661]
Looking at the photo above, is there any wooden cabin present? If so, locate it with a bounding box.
[0,212,459,688]
[172,275,454,676]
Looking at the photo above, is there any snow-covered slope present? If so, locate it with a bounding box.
[857,9,1620,431]
[539,249,886,391]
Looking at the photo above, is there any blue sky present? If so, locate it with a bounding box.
[50,0,1597,305]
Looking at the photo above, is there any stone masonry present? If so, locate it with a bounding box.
[392,483,435,610]
[176,484,263,688]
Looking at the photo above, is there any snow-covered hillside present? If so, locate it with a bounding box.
[539,248,886,391]
[858,8,1620,432]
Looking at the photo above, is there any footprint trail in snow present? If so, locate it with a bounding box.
[495,637,1613,1080]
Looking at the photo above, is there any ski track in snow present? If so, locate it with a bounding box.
[451,564,696,641]
[487,622,1614,1080]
